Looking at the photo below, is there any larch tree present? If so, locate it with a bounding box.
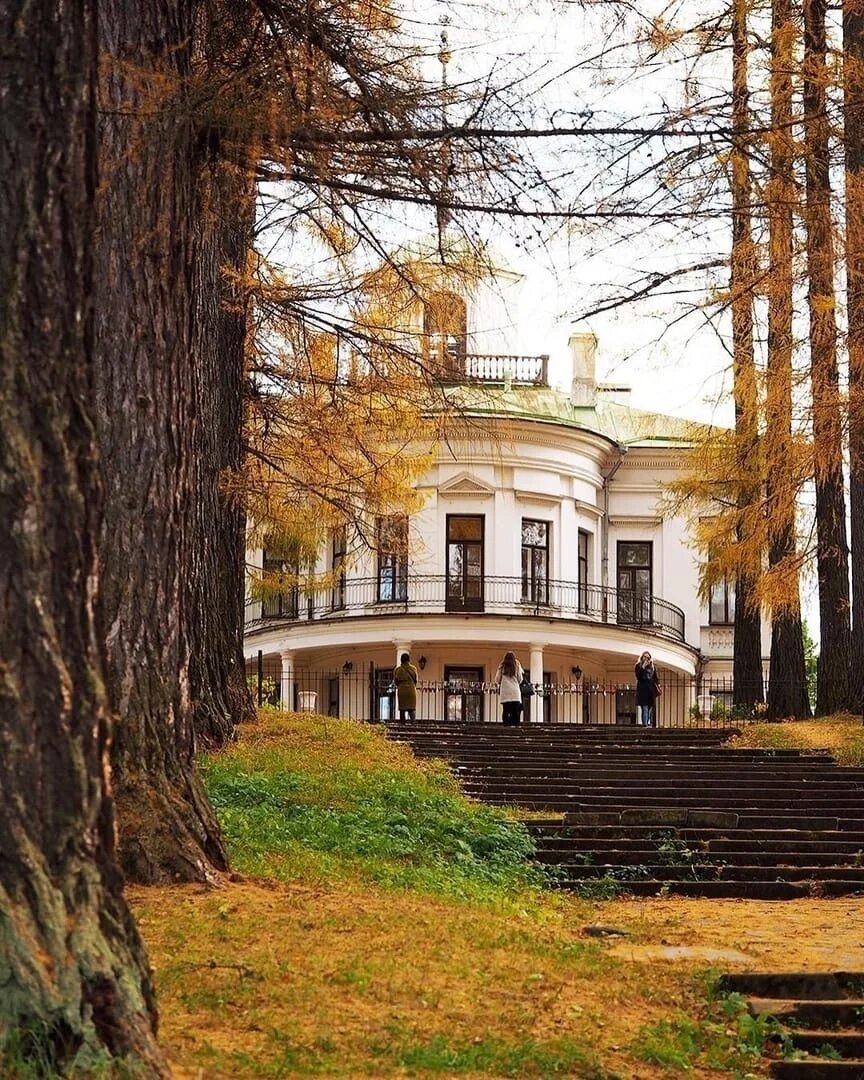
[0,0,166,1070]
[802,0,852,714]
[845,0,864,711]
[730,0,766,708]
[764,0,810,720]
[93,0,230,884]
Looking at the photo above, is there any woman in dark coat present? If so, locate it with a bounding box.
[634,650,660,727]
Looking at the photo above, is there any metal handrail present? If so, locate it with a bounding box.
[247,574,686,642]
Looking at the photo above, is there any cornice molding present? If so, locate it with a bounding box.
[608,516,662,529]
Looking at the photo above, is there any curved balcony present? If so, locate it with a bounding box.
[245,574,686,643]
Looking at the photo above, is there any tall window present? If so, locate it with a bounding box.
[446,515,484,611]
[261,546,299,619]
[377,515,408,602]
[423,291,467,374]
[709,577,736,625]
[331,530,346,611]
[521,519,549,604]
[577,529,589,612]
[617,541,652,625]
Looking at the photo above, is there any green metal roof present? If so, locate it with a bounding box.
[442,383,709,449]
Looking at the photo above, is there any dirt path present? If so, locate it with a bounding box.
[605,896,864,970]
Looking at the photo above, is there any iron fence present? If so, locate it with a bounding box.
[247,661,791,728]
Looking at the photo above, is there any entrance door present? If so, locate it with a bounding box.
[444,666,484,723]
[446,515,484,612]
[617,541,653,626]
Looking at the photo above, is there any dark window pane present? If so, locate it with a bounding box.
[448,516,482,541]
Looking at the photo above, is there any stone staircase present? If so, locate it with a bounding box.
[387,721,864,899]
[718,972,864,1077]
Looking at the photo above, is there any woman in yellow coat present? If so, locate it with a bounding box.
[394,652,418,721]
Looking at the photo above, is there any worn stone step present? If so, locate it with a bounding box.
[788,1032,864,1056]
[771,1061,864,1078]
[719,974,864,1001]
[554,862,864,882]
[527,831,864,853]
[534,848,864,869]
[561,878,819,899]
[749,998,864,1029]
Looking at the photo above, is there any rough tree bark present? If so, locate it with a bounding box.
[188,157,257,747]
[93,0,229,882]
[845,0,864,710]
[0,0,165,1071]
[730,0,766,709]
[803,0,853,714]
[766,0,811,720]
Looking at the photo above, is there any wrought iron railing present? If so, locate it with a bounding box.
[246,665,780,727]
[246,574,686,642]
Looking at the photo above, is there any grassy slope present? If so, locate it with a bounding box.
[129,712,773,1079]
[728,713,864,766]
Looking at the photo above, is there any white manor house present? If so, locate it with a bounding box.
[244,256,764,724]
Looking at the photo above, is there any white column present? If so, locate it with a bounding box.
[528,643,544,723]
[279,650,295,711]
[394,641,413,668]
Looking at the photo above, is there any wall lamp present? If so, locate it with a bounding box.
[418,656,427,670]
[342,661,353,674]
[571,665,583,680]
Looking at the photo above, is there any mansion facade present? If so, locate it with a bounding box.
[244,259,765,723]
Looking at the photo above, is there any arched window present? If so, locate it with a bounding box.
[423,290,467,373]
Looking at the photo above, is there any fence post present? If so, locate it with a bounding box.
[257,649,263,708]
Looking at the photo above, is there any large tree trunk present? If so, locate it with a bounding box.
[0,1,165,1071]
[730,0,765,709]
[188,158,257,747]
[845,1,864,711]
[94,0,228,882]
[804,0,853,715]
[766,0,811,720]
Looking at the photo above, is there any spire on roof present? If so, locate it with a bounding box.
[435,15,453,245]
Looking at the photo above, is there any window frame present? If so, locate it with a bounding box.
[520,518,550,605]
[577,529,590,612]
[376,515,408,603]
[708,576,736,625]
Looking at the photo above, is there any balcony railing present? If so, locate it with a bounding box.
[462,353,549,385]
[246,574,686,642]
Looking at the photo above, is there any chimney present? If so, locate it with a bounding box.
[569,331,598,406]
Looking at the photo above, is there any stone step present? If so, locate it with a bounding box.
[460,767,855,780]
[560,879,836,899]
[771,1060,864,1078]
[749,998,864,1029]
[553,862,864,882]
[463,782,864,798]
[719,974,864,1000]
[478,791,864,809]
[526,830,864,851]
[533,849,864,868]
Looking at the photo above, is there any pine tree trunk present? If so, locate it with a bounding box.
[93,0,228,883]
[766,0,811,720]
[804,0,853,714]
[188,160,257,747]
[730,0,765,708]
[0,2,165,1070]
[845,1,864,711]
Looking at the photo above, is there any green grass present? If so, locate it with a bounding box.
[201,712,550,901]
[0,1024,141,1080]
[632,988,792,1076]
